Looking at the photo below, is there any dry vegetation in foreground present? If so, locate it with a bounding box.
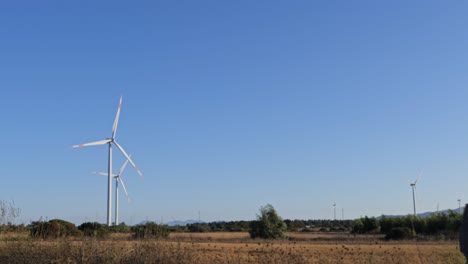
[0,232,465,264]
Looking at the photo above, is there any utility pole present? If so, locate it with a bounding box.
[459,199,462,214]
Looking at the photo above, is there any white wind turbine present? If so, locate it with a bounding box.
[409,172,422,216]
[93,155,132,225]
[458,199,462,214]
[71,96,143,226]
[456,193,464,214]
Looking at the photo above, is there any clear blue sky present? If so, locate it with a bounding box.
[1,1,468,225]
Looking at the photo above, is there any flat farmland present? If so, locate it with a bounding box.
[169,231,383,242]
[0,232,464,263]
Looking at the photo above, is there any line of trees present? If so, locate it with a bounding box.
[352,211,462,240]
[29,220,169,239]
[182,219,354,233]
[0,200,463,241]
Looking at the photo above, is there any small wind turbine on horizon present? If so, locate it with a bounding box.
[93,154,132,225]
[333,203,336,221]
[71,96,143,226]
[408,172,421,216]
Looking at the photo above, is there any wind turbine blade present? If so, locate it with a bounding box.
[70,139,111,148]
[402,178,411,185]
[112,96,123,139]
[92,172,117,177]
[118,154,132,176]
[114,141,143,178]
[414,173,422,185]
[117,176,130,203]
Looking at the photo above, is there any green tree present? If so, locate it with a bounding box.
[352,216,379,234]
[249,204,287,239]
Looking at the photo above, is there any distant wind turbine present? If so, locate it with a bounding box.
[93,154,132,225]
[71,96,143,226]
[409,172,421,216]
[333,203,336,220]
[458,199,462,214]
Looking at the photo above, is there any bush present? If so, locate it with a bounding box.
[132,222,169,239]
[249,204,287,239]
[78,222,110,238]
[284,219,305,232]
[187,223,209,233]
[109,222,132,233]
[385,227,414,240]
[30,219,81,239]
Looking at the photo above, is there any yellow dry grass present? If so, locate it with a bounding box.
[188,240,464,264]
[169,231,382,242]
[170,231,249,241]
[0,232,465,263]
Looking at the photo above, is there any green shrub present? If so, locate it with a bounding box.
[132,222,169,239]
[187,223,209,233]
[385,227,414,240]
[30,219,81,239]
[109,222,132,233]
[78,222,110,238]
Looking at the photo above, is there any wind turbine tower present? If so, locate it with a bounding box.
[458,199,462,214]
[93,155,132,225]
[333,203,336,220]
[409,173,421,216]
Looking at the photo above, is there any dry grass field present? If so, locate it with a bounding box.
[0,232,464,263]
[169,231,383,242]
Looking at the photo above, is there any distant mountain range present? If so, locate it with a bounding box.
[379,207,464,219]
[138,219,205,226]
[137,208,466,226]
[165,220,205,226]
